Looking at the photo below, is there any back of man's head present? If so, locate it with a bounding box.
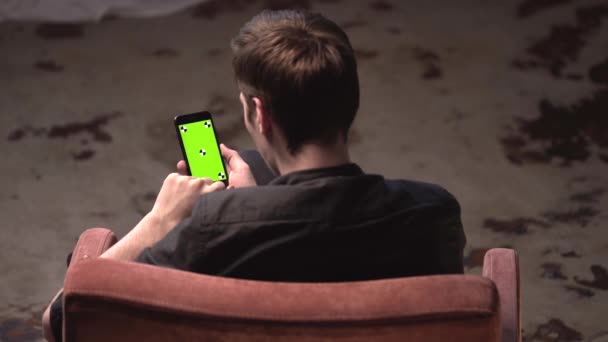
[231,10,360,154]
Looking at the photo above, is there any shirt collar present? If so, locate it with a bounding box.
[268,163,364,186]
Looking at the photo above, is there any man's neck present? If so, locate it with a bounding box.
[275,141,351,176]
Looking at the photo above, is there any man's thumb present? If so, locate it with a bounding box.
[221,144,247,167]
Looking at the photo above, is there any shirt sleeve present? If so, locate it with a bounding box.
[135,198,213,271]
[431,194,467,274]
[136,217,186,268]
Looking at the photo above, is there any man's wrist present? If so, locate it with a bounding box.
[144,211,179,241]
[100,211,181,261]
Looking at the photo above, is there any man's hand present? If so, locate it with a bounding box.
[176,144,256,189]
[220,144,257,188]
[100,174,224,262]
[150,173,225,232]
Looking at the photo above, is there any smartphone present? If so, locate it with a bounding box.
[174,111,228,184]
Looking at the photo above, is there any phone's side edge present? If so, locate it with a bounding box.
[174,117,192,176]
[208,115,230,186]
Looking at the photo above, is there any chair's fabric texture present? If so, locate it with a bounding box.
[69,228,118,263]
[44,228,520,342]
[42,228,117,342]
[483,248,521,342]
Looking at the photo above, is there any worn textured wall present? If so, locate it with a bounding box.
[1,0,607,340]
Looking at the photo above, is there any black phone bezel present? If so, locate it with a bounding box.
[174,111,228,185]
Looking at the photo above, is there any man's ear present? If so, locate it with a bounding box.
[252,97,272,137]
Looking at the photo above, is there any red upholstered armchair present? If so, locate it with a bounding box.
[43,228,520,342]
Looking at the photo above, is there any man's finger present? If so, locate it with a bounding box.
[220,144,238,161]
[197,177,214,186]
[222,155,233,175]
[203,181,226,194]
[220,144,248,168]
[164,172,179,184]
[225,163,232,175]
[176,160,188,175]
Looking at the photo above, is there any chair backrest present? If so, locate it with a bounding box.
[63,258,501,341]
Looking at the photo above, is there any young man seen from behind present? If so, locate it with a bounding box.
[48,9,466,340]
[130,10,466,279]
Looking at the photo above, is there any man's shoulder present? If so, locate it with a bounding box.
[197,185,309,224]
[384,178,460,209]
[197,175,459,224]
[205,184,302,203]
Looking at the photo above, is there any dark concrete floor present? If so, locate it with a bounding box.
[1,0,607,340]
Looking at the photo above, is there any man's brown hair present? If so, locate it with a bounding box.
[231,10,359,154]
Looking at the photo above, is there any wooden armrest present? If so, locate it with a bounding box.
[483,248,521,342]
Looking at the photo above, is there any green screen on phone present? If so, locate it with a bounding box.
[178,119,227,181]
